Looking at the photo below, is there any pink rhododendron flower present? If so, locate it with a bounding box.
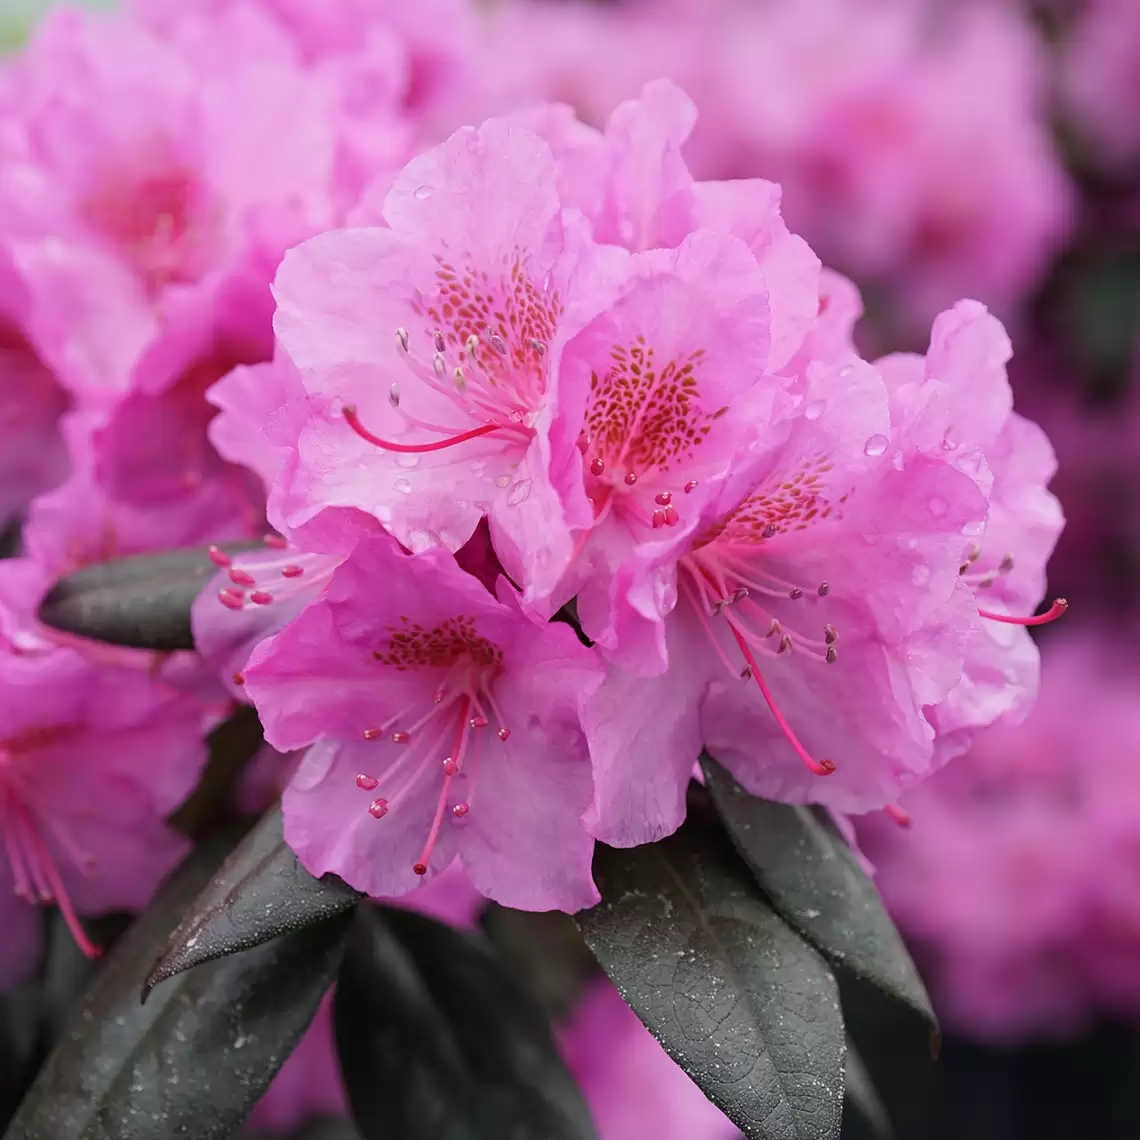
[270,116,626,589]
[858,629,1140,1041]
[561,979,738,1140]
[243,534,604,909]
[0,559,210,986]
[1059,0,1140,171]
[584,288,1061,845]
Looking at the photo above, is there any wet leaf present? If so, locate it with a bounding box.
[574,797,845,1140]
[146,805,360,997]
[336,905,596,1140]
[701,755,935,1032]
[4,827,351,1140]
[38,543,258,651]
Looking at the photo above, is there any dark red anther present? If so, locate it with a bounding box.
[452,803,470,817]
[589,458,605,477]
[229,567,256,587]
[356,774,379,790]
[208,545,232,567]
[413,862,428,875]
[369,799,389,819]
[264,533,288,549]
[250,590,274,605]
[655,491,673,506]
[282,565,303,578]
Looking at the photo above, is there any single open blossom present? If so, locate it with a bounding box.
[858,630,1140,1041]
[585,290,1062,846]
[243,534,603,910]
[270,116,626,589]
[0,559,210,986]
[562,979,739,1140]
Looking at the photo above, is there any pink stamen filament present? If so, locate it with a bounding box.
[344,405,503,454]
[727,622,836,778]
[0,784,101,958]
[978,598,1068,627]
[415,699,472,875]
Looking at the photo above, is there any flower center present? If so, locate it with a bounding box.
[352,621,510,876]
[578,339,724,534]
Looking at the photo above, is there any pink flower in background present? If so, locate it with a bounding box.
[0,559,210,987]
[243,535,603,910]
[0,4,347,403]
[482,0,1073,336]
[858,630,1140,1041]
[561,979,738,1140]
[271,116,625,591]
[23,411,259,580]
[1059,0,1140,171]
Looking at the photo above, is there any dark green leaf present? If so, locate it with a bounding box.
[574,798,845,1140]
[844,1042,892,1140]
[481,905,598,1020]
[4,827,351,1140]
[38,542,258,651]
[145,806,360,997]
[336,905,596,1140]
[701,755,935,1032]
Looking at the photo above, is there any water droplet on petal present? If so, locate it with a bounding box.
[394,478,413,495]
[494,473,511,489]
[863,434,889,458]
[414,185,433,200]
[838,365,855,378]
[804,400,825,421]
[507,478,533,506]
[928,496,948,518]
[395,454,420,469]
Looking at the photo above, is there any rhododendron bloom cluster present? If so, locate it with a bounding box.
[197,81,1063,909]
[858,631,1140,1042]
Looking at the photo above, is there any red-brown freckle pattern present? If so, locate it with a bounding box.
[585,336,724,476]
[702,454,847,546]
[372,614,505,671]
[413,249,563,399]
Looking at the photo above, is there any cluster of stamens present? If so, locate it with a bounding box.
[343,325,545,457]
[351,630,510,877]
[1,735,102,959]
